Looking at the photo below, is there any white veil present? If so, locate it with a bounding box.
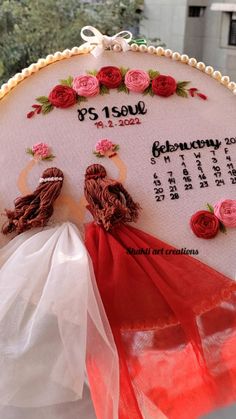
[0,222,119,419]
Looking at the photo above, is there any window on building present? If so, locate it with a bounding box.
[229,13,236,46]
[188,6,206,17]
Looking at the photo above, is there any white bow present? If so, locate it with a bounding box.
[80,26,132,58]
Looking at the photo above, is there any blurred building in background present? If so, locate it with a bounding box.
[1,0,235,84]
[141,0,236,80]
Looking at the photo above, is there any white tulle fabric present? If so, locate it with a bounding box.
[0,222,119,419]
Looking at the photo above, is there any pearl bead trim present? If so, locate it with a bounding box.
[0,44,235,100]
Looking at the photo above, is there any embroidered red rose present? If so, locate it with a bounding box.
[96,66,123,88]
[190,210,220,239]
[48,85,77,108]
[152,75,177,97]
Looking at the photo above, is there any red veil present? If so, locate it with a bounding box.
[84,164,236,419]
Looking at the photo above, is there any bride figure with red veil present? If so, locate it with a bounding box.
[83,142,236,419]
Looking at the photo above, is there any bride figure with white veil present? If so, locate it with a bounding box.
[0,163,119,419]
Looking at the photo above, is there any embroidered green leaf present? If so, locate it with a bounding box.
[60,75,73,87]
[93,151,104,158]
[131,38,147,46]
[100,85,110,95]
[87,69,98,76]
[206,203,214,213]
[120,67,129,77]
[148,69,160,80]
[177,81,190,88]
[219,222,227,234]
[77,96,87,104]
[143,84,154,96]
[176,87,188,98]
[43,154,56,161]
[26,148,34,156]
[113,144,120,152]
[42,103,54,114]
[117,83,129,94]
[36,96,50,104]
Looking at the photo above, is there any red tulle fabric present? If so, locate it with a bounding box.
[85,222,236,419]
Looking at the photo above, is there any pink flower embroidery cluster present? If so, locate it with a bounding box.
[214,199,236,227]
[27,66,207,118]
[93,139,119,158]
[72,75,100,97]
[190,199,236,239]
[124,70,151,93]
[26,143,55,161]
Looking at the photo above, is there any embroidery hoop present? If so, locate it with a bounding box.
[0,26,236,280]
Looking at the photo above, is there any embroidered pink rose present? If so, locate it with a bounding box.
[95,139,114,154]
[94,139,119,158]
[214,199,236,227]
[26,143,55,161]
[72,75,99,97]
[124,70,150,93]
[32,143,50,158]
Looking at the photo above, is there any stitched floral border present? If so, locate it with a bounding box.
[27,66,207,118]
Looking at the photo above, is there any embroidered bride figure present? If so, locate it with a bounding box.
[83,157,236,418]
[0,164,119,419]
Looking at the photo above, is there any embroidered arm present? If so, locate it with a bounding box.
[17,159,37,195]
[18,158,88,226]
[105,150,127,183]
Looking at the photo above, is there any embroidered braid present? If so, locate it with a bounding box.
[84,164,140,231]
[2,167,64,235]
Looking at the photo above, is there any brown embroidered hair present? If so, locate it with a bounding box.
[2,167,64,235]
[84,164,140,231]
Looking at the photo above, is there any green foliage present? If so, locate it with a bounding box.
[60,75,74,87]
[100,84,110,95]
[219,222,227,234]
[77,95,87,105]
[41,103,54,114]
[206,203,214,213]
[148,69,160,80]
[87,69,98,76]
[176,81,190,98]
[143,84,154,96]
[26,147,34,156]
[36,96,50,104]
[117,83,129,94]
[120,67,129,77]
[0,0,145,85]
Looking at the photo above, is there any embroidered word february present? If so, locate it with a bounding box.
[152,139,221,159]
